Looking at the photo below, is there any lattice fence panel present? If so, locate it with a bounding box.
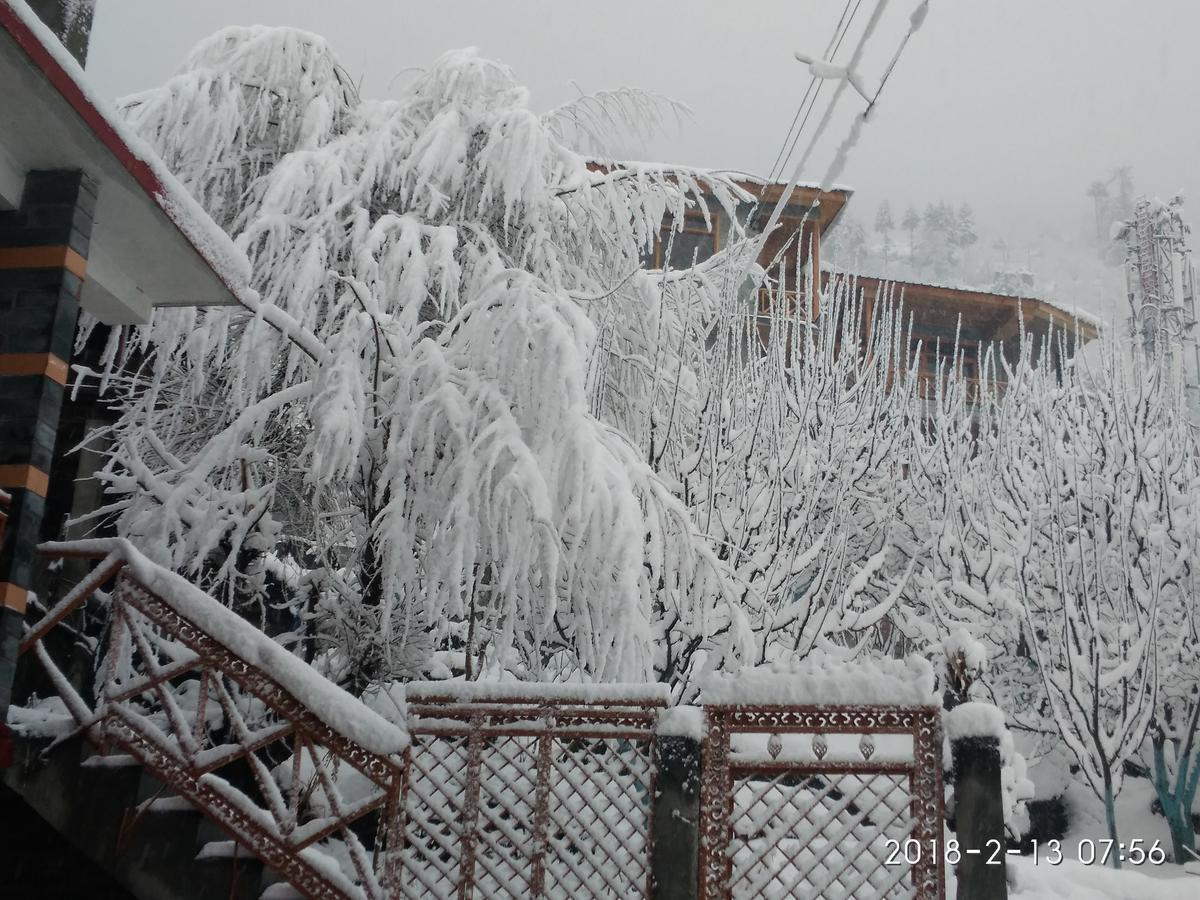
[729,770,915,899]
[542,738,655,899]
[474,734,539,898]
[401,735,471,898]
[700,706,944,900]
[401,688,664,899]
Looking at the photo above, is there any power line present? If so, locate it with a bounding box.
[764,0,859,185]
[751,0,934,293]
[745,0,894,282]
[772,0,866,185]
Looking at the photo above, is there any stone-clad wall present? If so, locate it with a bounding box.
[0,169,95,715]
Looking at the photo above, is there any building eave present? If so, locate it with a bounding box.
[828,269,1102,342]
[0,1,246,324]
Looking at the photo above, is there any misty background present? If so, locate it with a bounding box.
[84,1,1200,319]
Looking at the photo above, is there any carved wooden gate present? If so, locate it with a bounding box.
[402,683,664,898]
[699,704,944,900]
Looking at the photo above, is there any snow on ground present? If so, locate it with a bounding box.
[1009,855,1200,899]
[1061,774,1181,864]
[7,696,74,737]
[996,773,1200,897]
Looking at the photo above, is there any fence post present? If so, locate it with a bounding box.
[652,733,701,900]
[952,735,1008,900]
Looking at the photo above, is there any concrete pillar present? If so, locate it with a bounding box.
[951,735,1008,900]
[0,169,95,720]
[652,735,701,900]
[25,0,96,67]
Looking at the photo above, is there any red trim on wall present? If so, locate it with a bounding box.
[0,4,166,196]
[0,3,239,302]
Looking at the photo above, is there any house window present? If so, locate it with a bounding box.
[654,211,720,269]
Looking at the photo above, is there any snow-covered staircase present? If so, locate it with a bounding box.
[7,539,408,900]
[4,733,282,899]
[7,540,666,900]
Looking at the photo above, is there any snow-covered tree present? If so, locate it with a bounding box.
[84,27,754,690]
[1149,606,1200,864]
[1004,335,1188,866]
[915,201,958,279]
[875,199,894,270]
[901,204,921,265]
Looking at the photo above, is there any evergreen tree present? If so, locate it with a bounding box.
[874,199,894,269]
[1087,180,1109,243]
[827,215,868,268]
[901,203,920,263]
[954,203,977,251]
[916,201,956,279]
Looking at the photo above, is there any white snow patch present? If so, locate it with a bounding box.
[80,752,139,767]
[1009,854,1197,899]
[944,628,987,672]
[657,705,704,740]
[944,701,1007,742]
[261,884,306,900]
[701,651,936,707]
[196,840,244,860]
[405,680,669,706]
[7,696,74,737]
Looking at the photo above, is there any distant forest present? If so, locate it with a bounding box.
[821,167,1137,318]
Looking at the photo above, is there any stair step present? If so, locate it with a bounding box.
[197,839,246,860]
[8,733,270,900]
[260,883,305,900]
[80,752,140,768]
[193,847,266,900]
[146,795,196,812]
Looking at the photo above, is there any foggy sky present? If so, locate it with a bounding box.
[85,1,1200,310]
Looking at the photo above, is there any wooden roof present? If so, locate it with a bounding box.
[833,272,1101,343]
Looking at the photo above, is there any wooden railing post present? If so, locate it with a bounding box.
[951,735,1008,900]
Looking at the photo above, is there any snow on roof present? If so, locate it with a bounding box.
[720,168,854,196]
[586,157,853,197]
[824,264,1105,330]
[701,651,937,707]
[0,1,253,321]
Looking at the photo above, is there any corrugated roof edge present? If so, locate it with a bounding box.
[823,264,1105,329]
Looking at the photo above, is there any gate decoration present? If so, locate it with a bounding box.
[699,704,944,900]
[402,683,665,899]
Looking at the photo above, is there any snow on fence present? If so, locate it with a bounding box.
[19,546,949,900]
[698,657,945,900]
[20,544,667,899]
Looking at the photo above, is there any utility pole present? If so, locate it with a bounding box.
[1118,195,1199,416]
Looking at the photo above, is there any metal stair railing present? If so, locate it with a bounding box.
[20,539,409,900]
